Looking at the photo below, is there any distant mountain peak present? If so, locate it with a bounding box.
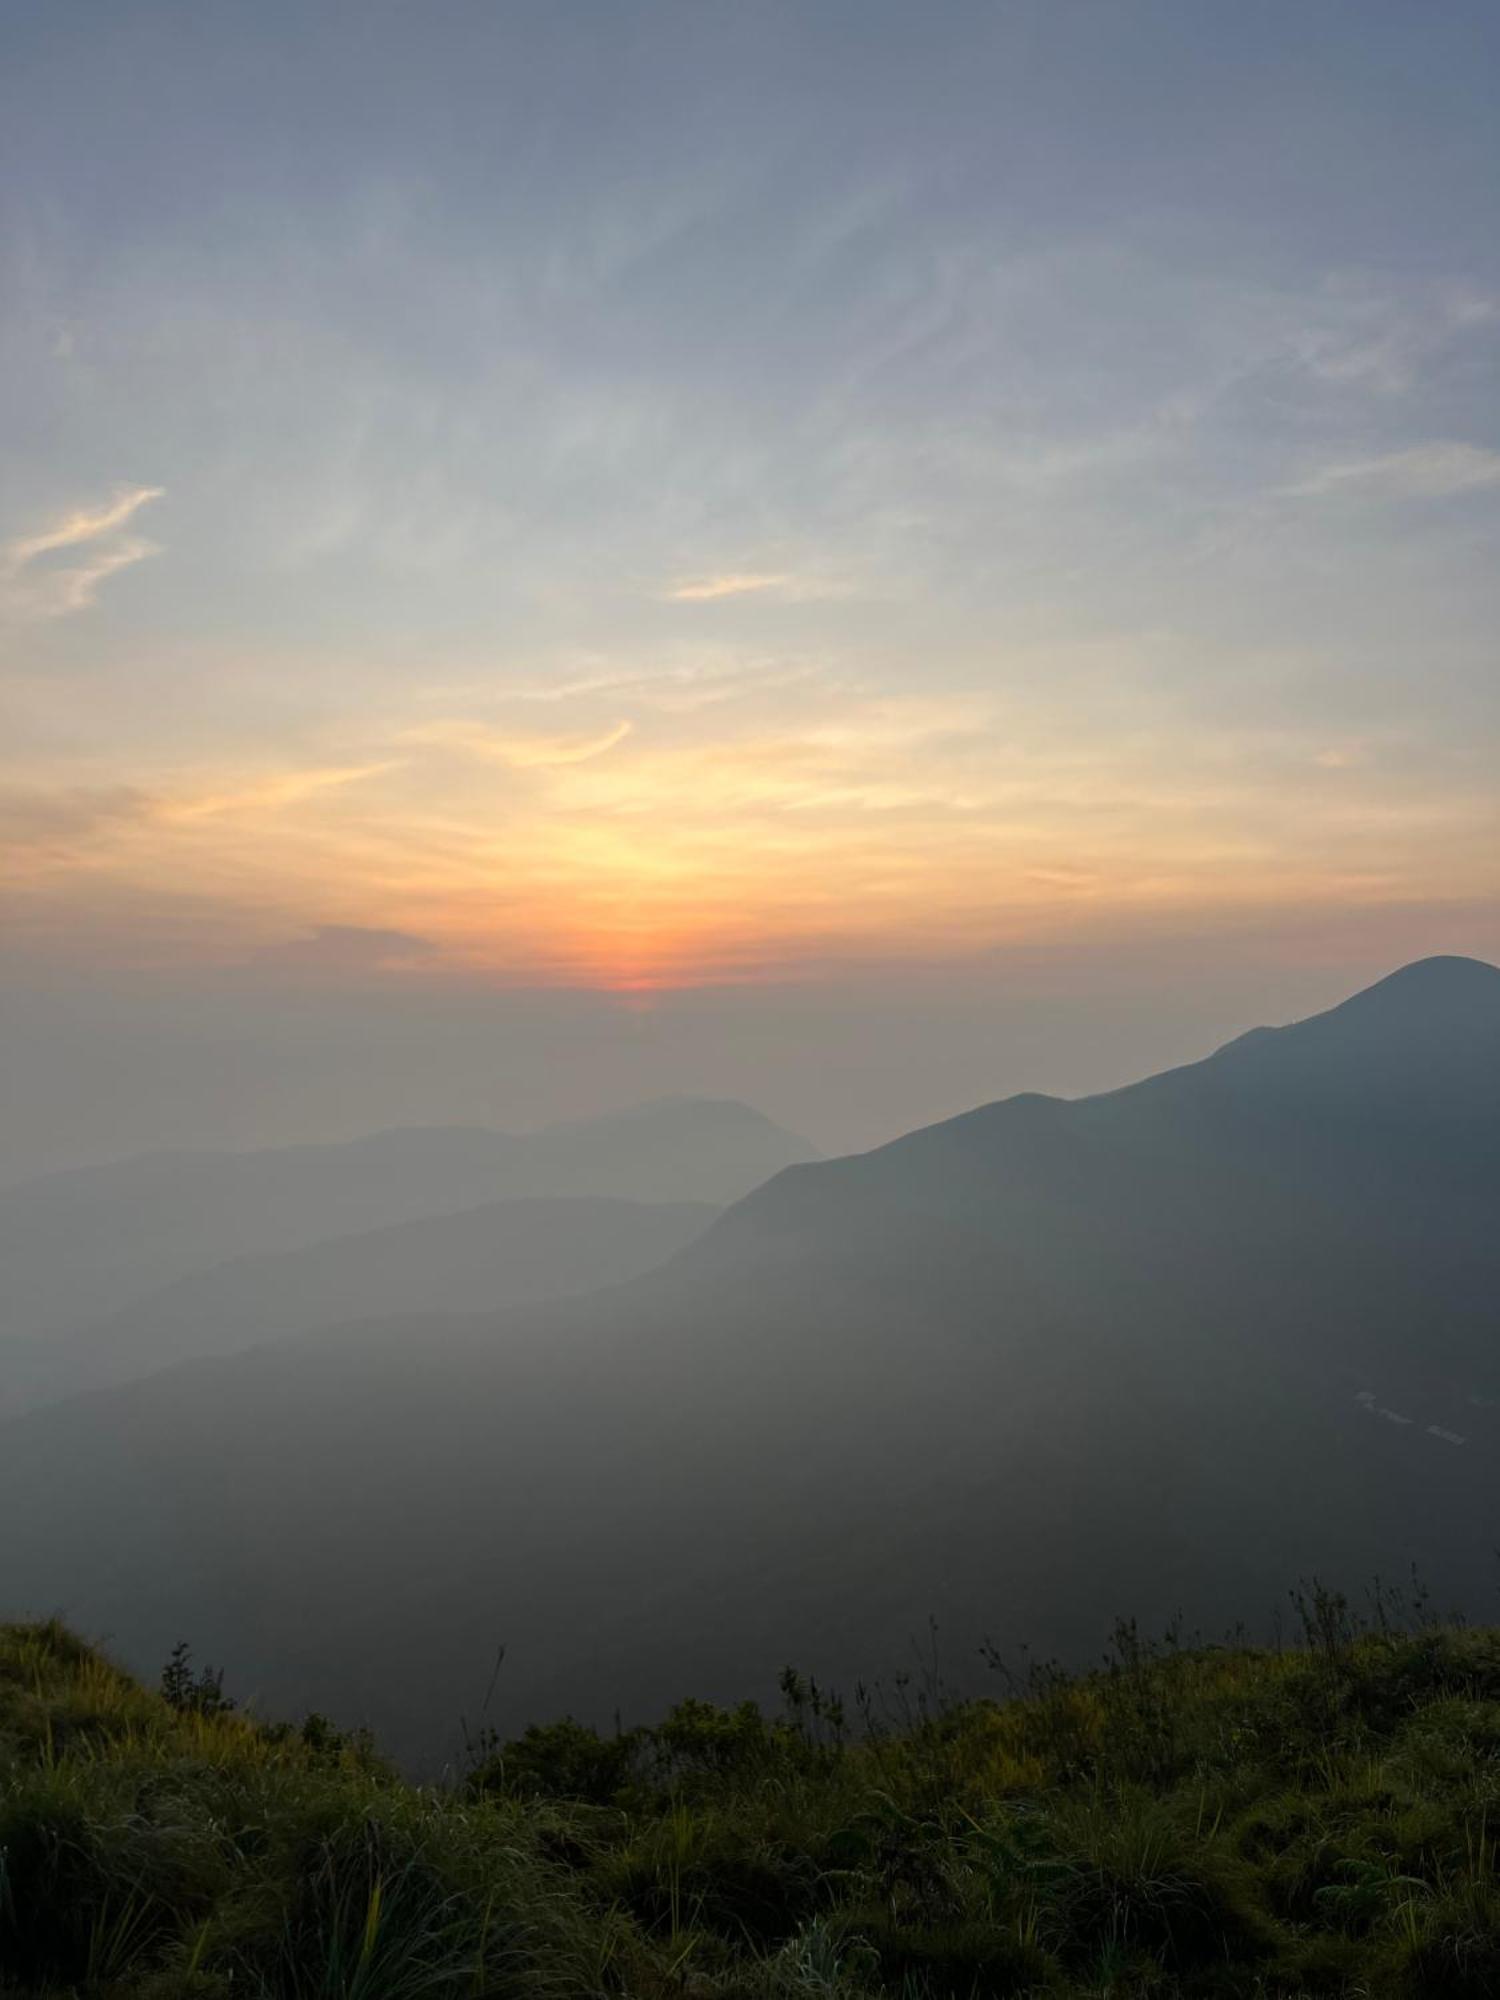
[1348,953,1500,999]
[1285,953,1500,1036]
[1207,955,1497,1055]
[1180,953,1500,1113]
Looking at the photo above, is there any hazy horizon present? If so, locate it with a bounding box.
[10,944,1500,1185]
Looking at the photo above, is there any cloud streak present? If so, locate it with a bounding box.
[405,719,634,768]
[663,573,792,602]
[1284,443,1500,503]
[0,487,165,620]
[158,762,397,823]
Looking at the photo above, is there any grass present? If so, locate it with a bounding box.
[4,1600,1500,1996]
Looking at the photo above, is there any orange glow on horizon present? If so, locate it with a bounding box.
[6,665,1497,991]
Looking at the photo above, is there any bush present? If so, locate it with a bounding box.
[6,1615,1500,1997]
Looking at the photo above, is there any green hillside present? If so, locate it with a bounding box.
[3,1602,1499,1998]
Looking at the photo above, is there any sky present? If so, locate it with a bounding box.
[3,1,1499,1175]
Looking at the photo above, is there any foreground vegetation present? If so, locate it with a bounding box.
[4,1594,1500,1997]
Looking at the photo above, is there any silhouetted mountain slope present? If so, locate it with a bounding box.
[0,1196,716,1417]
[0,1098,814,1341]
[707,954,1500,1390]
[3,959,1497,1766]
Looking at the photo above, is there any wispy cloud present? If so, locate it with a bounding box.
[661,571,857,606]
[428,657,830,716]
[8,488,163,563]
[159,762,396,823]
[663,572,792,603]
[1283,442,1500,502]
[0,486,165,620]
[405,718,634,768]
[1284,285,1500,397]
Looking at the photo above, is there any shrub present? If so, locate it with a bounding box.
[7,1614,1500,1997]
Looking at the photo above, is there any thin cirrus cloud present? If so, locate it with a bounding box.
[1283,442,1500,502]
[481,658,827,716]
[156,762,398,824]
[662,572,793,602]
[0,487,165,621]
[0,766,393,872]
[404,718,635,769]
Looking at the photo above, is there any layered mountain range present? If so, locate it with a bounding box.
[4,959,1497,1767]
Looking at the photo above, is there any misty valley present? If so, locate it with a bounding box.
[7,958,1500,1756]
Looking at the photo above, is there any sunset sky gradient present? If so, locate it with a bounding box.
[3,1,1499,1168]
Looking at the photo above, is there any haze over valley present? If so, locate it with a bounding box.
[6,957,1499,1767]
